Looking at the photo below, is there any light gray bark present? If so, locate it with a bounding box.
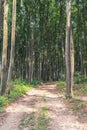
[7,0,16,88]
[65,0,72,98]
[1,0,8,95]
[70,27,74,96]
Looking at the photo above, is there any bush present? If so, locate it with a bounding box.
[74,76,87,84]
[13,78,28,86]
[0,96,9,107]
[57,80,66,86]
[8,79,31,100]
[0,79,42,112]
[30,80,42,87]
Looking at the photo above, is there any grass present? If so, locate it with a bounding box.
[20,107,50,130]
[76,102,86,109]
[30,80,42,87]
[0,79,42,112]
[20,112,35,128]
[57,80,66,94]
[65,97,86,111]
[74,76,87,84]
[0,96,9,112]
[37,107,50,130]
[57,80,66,87]
[57,77,87,111]
[74,83,87,96]
[57,76,87,96]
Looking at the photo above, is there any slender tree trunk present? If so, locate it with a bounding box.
[1,0,8,95]
[79,42,84,76]
[0,0,3,35]
[7,0,16,89]
[65,0,72,98]
[0,0,3,73]
[30,22,35,82]
[70,27,74,96]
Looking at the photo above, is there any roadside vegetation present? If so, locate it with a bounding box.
[57,76,87,112]
[0,79,42,112]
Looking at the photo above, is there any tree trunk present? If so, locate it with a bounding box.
[1,0,8,95]
[7,0,16,89]
[65,0,72,98]
[0,0,3,35]
[70,26,74,96]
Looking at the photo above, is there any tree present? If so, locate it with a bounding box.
[6,0,17,90]
[0,0,3,59]
[65,0,72,98]
[70,26,74,96]
[0,0,3,35]
[1,0,8,95]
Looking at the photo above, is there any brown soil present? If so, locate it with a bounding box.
[0,82,87,130]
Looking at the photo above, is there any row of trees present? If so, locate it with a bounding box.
[0,0,87,98]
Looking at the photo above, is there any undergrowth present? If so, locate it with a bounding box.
[57,77,87,111]
[65,98,86,111]
[57,76,87,96]
[0,79,42,112]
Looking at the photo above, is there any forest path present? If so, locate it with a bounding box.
[0,82,87,130]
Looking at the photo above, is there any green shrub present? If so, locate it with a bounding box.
[57,81,66,86]
[8,84,30,100]
[77,102,86,109]
[0,79,34,112]
[80,87,87,94]
[30,80,42,87]
[74,76,87,84]
[0,79,42,112]
[12,78,28,86]
[0,96,9,107]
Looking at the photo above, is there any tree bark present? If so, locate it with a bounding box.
[0,0,3,34]
[70,26,74,96]
[7,0,16,89]
[65,0,72,98]
[1,0,8,95]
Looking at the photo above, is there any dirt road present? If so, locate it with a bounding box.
[0,82,87,130]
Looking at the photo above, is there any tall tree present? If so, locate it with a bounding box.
[0,0,3,56]
[65,0,72,98]
[70,27,74,96]
[7,0,17,89]
[0,0,3,34]
[1,0,8,95]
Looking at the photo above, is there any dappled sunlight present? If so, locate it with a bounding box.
[0,83,87,130]
[6,103,36,113]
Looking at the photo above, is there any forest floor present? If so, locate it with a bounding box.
[0,82,87,130]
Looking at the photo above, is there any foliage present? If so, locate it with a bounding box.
[0,79,42,112]
[74,82,87,96]
[0,96,9,112]
[12,78,29,86]
[8,85,29,100]
[8,79,32,100]
[0,79,33,112]
[74,76,87,84]
[0,96,9,107]
[76,102,86,109]
[37,107,50,130]
[30,80,42,87]
[57,80,66,86]
[65,98,86,111]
